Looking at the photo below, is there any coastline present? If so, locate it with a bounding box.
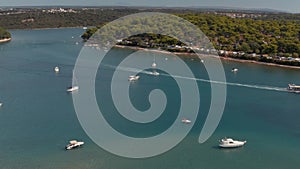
[7,26,86,31]
[0,38,11,43]
[114,45,300,70]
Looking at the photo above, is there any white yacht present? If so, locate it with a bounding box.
[219,137,246,148]
[287,84,300,93]
[231,68,238,72]
[54,66,60,73]
[67,86,79,92]
[128,75,140,81]
[181,118,191,124]
[65,140,84,150]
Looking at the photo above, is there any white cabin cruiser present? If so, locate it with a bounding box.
[67,86,79,92]
[128,75,140,81]
[65,140,84,150]
[287,84,300,93]
[219,137,246,148]
[231,68,238,72]
[181,118,191,124]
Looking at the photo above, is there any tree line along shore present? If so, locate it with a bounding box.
[1,7,300,66]
[0,27,11,42]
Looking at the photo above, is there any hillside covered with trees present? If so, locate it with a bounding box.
[1,7,300,65]
[82,12,300,58]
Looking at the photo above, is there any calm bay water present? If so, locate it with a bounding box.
[0,28,300,169]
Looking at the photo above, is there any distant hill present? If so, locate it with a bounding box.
[185,6,286,13]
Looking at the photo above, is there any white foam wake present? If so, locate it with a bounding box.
[101,64,288,92]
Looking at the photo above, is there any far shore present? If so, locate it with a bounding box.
[0,38,11,43]
[114,45,300,70]
[8,26,87,31]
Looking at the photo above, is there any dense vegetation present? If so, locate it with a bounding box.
[82,12,300,57]
[0,8,190,29]
[1,7,300,65]
[179,13,300,57]
[0,27,11,39]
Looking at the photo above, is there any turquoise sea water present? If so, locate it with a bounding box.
[0,28,300,169]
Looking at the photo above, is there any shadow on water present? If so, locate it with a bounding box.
[212,145,246,153]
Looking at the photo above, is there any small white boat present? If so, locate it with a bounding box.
[231,68,238,72]
[65,140,84,150]
[54,66,60,73]
[181,118,191,124]
[128,75,140,81]
[287,84,300,93]
[0,103,2,107]
[67,86,79,92]
[152,62,157,68]
[219,137,246,148]
[150,71,160,76]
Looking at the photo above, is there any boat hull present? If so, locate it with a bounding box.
[67,86,79,92]
[219,138,246,148]
[219,141,246,148]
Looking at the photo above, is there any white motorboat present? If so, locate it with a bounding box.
[0,103,2,107]
[181,118,191,124]
[128,75,140,81]
[67,86,79,92]
[231,68,238,72]
[219,137,246,148]
[54,66,60,73]
[150,71,160,76]
[67,70,79,92]
[65,140,84,150]
[287,84,300,93]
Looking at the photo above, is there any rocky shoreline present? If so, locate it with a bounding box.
[114,45,300,70]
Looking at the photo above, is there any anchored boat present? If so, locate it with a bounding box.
[65,140,84,150]
[128,75,140,81]
[219,137,246,148]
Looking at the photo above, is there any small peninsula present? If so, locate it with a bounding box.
[81,12,300,67]
[0,27,11,43]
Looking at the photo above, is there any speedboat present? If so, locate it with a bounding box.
[128,75,140,81]
[219,137,246,148]
[181,118,191,124]
[54,66,60,73]
[231,68,238,72]
[287,84,300,93]
[150,71,160,76]
[67,86,79,92]
[65,140,84,150]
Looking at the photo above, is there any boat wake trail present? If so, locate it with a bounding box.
[101,64,288,92]
[170,74,287,92]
